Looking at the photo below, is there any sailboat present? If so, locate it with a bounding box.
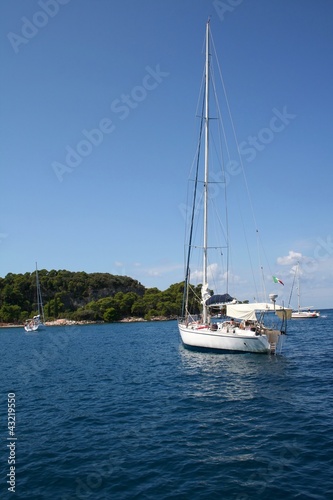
[289,262,320,319]
[178,21,291,354]
[24,263,46,332]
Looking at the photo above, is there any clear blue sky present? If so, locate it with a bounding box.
[1,0,333,308]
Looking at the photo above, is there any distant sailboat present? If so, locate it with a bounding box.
[289,262,320,319]
[24,263,46,332]
[178,21,291,354]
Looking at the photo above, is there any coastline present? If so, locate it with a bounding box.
[0,316,176,329]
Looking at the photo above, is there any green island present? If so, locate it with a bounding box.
[0,270,202,325]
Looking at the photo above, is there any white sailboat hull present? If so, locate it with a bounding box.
[291,311,320,319]
[24,314,44,332]
[178,322,284,354]
[24,323,39,332]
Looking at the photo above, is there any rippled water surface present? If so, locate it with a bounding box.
[1,313,333,499]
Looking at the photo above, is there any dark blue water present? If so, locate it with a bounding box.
[1,313,333,499]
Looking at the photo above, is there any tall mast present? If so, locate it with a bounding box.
[35,262,40,314]
[202,20,210,324]
[36,261,45,323]
[297,262,301,313]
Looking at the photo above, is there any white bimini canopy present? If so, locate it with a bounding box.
[226,303,292,321]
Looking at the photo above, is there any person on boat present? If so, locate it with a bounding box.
[230,318,240,328]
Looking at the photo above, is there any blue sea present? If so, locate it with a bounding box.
[1,312,333,499]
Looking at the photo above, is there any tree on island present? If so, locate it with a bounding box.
[0,270,203,324]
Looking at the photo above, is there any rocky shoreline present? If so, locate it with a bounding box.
[0,316,176,328]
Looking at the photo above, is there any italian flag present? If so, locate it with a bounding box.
[273,276,284,286]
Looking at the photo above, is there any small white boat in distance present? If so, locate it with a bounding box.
[24,314,43,332]
[24,263,46,332]
[289,262,320,319]
[291,310,320,319]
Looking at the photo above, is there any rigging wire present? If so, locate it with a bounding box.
[183,26,277,309]
[210,32,259,231]
[182,93,205,317]
[288,263,298,308]
[210,29,275,298]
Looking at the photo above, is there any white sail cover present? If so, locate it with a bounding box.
[201,283,211,303]
[226,303,291,321]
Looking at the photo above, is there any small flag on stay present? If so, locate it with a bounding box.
[272,276,284,286]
